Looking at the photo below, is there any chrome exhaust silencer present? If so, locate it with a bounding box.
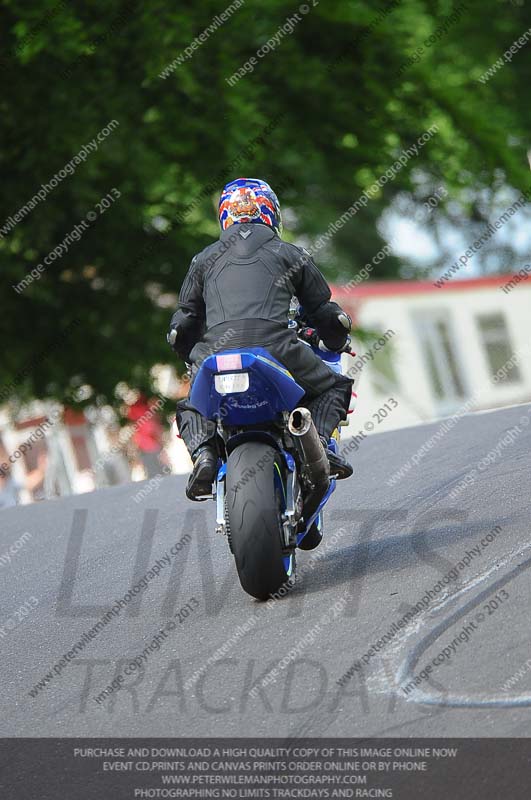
[288,407,330,490]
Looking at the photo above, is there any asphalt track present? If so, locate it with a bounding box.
[2,403,531,738]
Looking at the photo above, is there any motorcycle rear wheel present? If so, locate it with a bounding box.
[225,442,295,600]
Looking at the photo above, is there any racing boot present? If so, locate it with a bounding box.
[320,437,353,480]
[186,444,218,501]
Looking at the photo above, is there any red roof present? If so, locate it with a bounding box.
[331,273,515,301]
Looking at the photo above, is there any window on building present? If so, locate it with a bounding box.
[413,311,466,404]
[477,313,521,383]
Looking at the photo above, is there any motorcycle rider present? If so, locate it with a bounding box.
[168,177,354,500]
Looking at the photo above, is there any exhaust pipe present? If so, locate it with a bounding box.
[288,407,330,490]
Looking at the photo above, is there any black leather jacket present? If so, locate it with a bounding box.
[170,223,349,362]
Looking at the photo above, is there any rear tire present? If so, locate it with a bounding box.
[225,442,294,600]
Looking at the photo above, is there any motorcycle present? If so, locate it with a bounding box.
[188,317,354,600]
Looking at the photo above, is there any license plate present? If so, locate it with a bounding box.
[214,372,249,394]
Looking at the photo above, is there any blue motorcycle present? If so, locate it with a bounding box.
[189,326,350,600]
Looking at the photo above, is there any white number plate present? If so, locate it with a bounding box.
[214,372,249,394]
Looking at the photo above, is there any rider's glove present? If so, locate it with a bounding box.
[167,325,181,351]
[340,333,353,354]
[318,312,352,353]
[318,334,352,354]
[338,312,352,331]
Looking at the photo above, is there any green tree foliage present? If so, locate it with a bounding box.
[0,0,529,401]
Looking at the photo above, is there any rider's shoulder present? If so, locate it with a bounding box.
[280,240,314,263]
[191,239,224,268]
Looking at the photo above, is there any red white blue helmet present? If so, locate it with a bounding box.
[219,178,282,236]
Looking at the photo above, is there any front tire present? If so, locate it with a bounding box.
[225,442,294,600]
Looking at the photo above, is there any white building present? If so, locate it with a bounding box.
[334,274,531,436]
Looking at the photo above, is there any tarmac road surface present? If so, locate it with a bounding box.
[2,403,531,738]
